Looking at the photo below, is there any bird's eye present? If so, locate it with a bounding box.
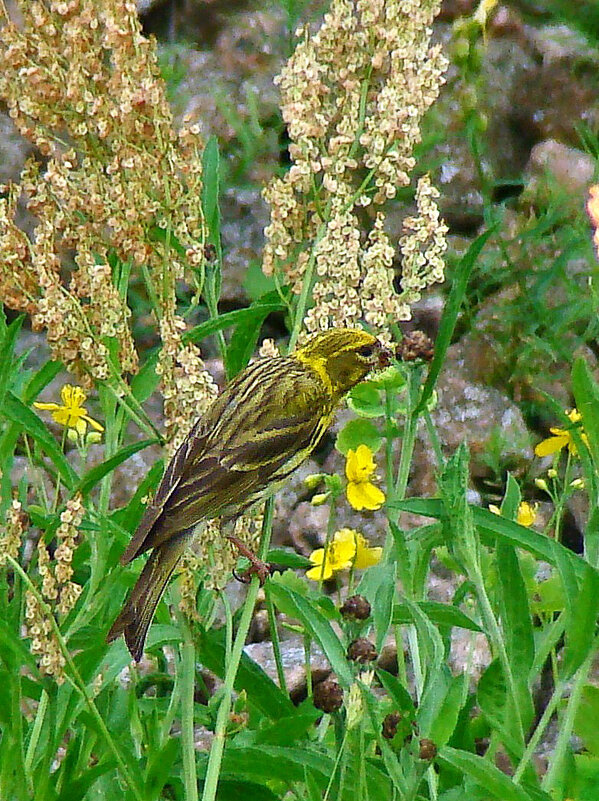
[357,344,374,358]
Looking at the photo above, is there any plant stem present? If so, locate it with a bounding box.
[201,499,274,801]
[181,632,199,801]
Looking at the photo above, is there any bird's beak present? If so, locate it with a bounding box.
[377,343,393,369]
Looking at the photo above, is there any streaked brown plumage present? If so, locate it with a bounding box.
[107,328,390,660]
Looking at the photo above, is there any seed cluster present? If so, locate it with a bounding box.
[262,0,448,337]
[0,0,215,443]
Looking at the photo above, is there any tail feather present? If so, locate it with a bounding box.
[107,534,189,661]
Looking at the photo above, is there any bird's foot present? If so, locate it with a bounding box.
[227,535,272,585]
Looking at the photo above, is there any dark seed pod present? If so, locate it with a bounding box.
[340,594,371,620]
[382,712,402,740]
[347,638,378,663]
[313,678,344,713]
[395,331,434,362]
[418,738,438,761]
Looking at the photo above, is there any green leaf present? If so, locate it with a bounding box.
[574,685,599,756]
[266,549,312,569]
[335,418,382,455]
[373,562,396,651]
[376,669,416,716]
[346,383,385,418]
[496,540,535,679]
[23,361,63,405]
[415,228,494,415]
[572,357,599,485]
[130,351,160,404]
[563,564,599,677]
[392,600,481,632]
[268,579,353,686]
[184,304,287,346]
[197,626,294,720]
[392,499,595,582]
[74,439,157,496]
[437,746,538,801]
[2,392,77,489]
[202,136,221,253]
[0,315,23,406]
[226,290,286,378]
[428,674,466,747]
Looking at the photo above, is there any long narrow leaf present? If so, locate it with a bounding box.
[437,746,542,801]
[268,582,353,686]
[74,439,158,496]
[393,498,594,581]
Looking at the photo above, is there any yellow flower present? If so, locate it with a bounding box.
[516,501,538,527]
[534,409,588,458]
[306,528,382,580]
[345,445,385,511]
[306,534,356,581]
[34,385,104,436]
[489,501,538,527]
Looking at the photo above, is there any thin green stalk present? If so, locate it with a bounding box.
[7,556,144,801]
[513,679,563,783]
[181,632,199,801]
[264,585,288,694]
[201,499,274,801]
[394,371,419,502]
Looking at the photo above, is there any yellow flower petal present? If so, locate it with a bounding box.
[347,480,385,511]
[534,435,568,457]
[345,444,376,483]
[353,533,382,569]
[33,401,61,412]
[306,549,334,581]
[82,413,104,433]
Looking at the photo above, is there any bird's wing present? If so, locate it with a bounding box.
[121,359,330,562]
[119,414,213,564]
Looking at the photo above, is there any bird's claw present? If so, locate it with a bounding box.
[227,535,271,585]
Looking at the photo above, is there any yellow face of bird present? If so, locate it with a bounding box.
[295,328,391,400]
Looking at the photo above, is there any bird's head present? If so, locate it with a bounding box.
[295,328,392,401]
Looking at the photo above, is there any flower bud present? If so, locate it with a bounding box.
[86,431,102,445]
[304,473,324,490]
[347,638,378,663]
[313,678,344,713]
[535,478,549,493]
[382,712,402,740]
[340,595,371,620]
[419,738,438,761]
[311,492,330,506]
[547,468,558,479]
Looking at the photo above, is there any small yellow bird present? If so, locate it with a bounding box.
[107,328,390,660]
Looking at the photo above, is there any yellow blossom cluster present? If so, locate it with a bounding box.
[0,0,215,442]
[262,0,448,337]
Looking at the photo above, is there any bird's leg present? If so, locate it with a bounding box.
[226,534,272,585]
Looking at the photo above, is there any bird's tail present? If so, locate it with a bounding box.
[106,534,189,661]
